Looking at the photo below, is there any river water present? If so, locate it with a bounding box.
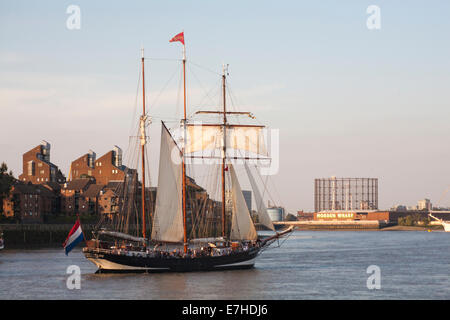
[0,230,449,300]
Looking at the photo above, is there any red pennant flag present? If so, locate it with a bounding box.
[170,32,185,45]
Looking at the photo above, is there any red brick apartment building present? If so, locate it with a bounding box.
[78,184,105,215]
[70,146,129,185]
[2,182,60,223]
[18,141,65,184]
[70,150,96,180]
[1,142,135,222]
[66,146,133,218]
[98,188,119,218]
[60,179,94,215]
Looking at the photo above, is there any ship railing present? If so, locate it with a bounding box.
[84,244,261,258]
[85,246,149,257]
[84,247,113,255]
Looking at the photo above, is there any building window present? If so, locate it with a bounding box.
[27,161,35,176]
[50,167,56,181]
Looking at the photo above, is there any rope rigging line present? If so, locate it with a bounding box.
[147,61,181,112]
[188,60,221,76]
[259,229,294,254]
[144,57,181,62]
[227,80,266,127]
[129,67,142,138]
[186,65,222,119]
[174,63,183,121]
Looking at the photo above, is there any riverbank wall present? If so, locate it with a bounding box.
[3,221,445,249]
[0,224,96,249]
[271,220,444,231]
[273,220,389,230]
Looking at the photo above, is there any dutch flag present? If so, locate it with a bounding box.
[63,218,84,255]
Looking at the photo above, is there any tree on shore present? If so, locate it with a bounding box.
[0,162,15,214]
[398,214,430,227]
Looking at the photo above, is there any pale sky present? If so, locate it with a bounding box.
[1,1,450,212]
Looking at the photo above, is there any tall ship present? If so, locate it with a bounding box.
[83,33,293,272]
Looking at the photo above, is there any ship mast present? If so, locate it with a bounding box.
[181,44,188,253]
[169,32,188,253]
[140,48,147,242]
[221,64,227,238]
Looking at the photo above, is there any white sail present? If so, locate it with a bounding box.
[443,222,450,232]
[244,163,275,231]
[186,124,268,156]
[228,126,268,156]
[151,123,184,242]
[186,125,222,154]
[229,164,258,240]
[98,230,146,243]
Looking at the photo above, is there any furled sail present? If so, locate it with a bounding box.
[151,123,184,242]
[244,163,275,231]
[185,124,268,156]
[229,164,258,240]
[98,230,146,243]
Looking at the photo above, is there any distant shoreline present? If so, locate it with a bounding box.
[1,223,445,250]
[379,225,443,231]
[292,225,444,232]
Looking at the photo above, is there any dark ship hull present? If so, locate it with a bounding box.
[83,246,261,273]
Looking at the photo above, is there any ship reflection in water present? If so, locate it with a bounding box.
[0,231,449,299]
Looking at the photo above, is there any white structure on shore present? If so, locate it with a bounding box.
[418,199,432,211]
